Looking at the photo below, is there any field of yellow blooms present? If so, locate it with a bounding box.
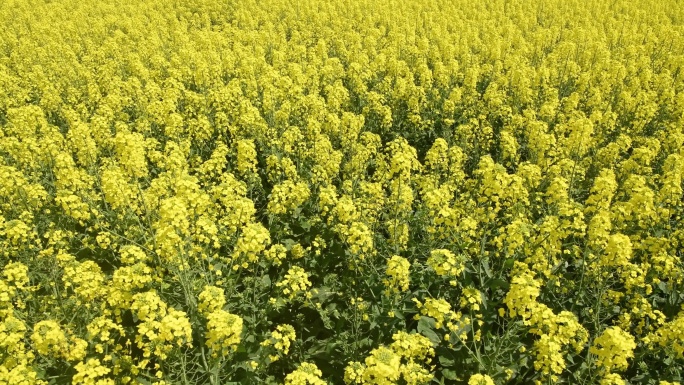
[1,0,683,384]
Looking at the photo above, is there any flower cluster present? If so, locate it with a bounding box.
[261,324,296,362]
[590,327,637,373]
[468,374,495,385]
[1,0,683,383]
[276,266,312,301]
[205,310,243,357]
[130,292,193,360]
[344,331,435,385]
[426,250,465,286]
[198,285,226,316]
[284,362,327,385]
[383,256,411,295]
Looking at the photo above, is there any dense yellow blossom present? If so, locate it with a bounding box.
[468,374,495,385]
[276,266,312,301]
[72,359,114,385]
[1,0,683,383]
[62,260,106,304]
[205,310,243,357]
[460,287,483,312]
[197,285,226,316]
[31,320,69,359]
[236,139,258,175]
[233,222,271,269]
[344,331,435,385]
[647,310,684,358]
[413,298,453,330]
[267,180,311,215]
[590,327,637,372]
[504,263,542,320]
[284,362,327,385]
[383,256,411,295]
[86,316,126,354]
[427,249,464,286]
[390,332,434,362]
[261,324,296,362]
[336,221,375,263]
[130,291,192,360]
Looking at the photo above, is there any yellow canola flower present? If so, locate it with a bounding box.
[468,374,495,385]
[413,298,453,329]
[264,244,288,266]
[119,245,150,265]
[276,266,312,300]
[590,326,636,373]
[360,347,402,385]
[2,0,684,383]
[31,320,69,359]
[112,263,154,291]
[3,262,29,290]
[423,138,449,172]
[86,316,126,354]
[504,262,542,320]
[267,179,311,215]
[62,260,106,304]
[206,309,243,357]
[0,314,28,355]
[400,361,433,385]
[261,324,296,362]
[646,310,684,358]
[426,249,464,285]
[0,363,46,385]
[532,334,565,378]
[236,139,258,174]
[384,137,421,181]
[600,373,627,385]
[100,165,139,213]
[389,331,434,362]
[233,222,271,269]
[383,255,411,295]
[198,285,226,316]
[460,287,483,312]
[113,130,148,179]
[130,291,193,360]
[158,308,193,348]
[336,221,375,262]
[72,358,114,385]
[284,362,327,385]
[344,331,435,385]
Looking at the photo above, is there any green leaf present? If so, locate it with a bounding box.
[261,274,271,287]
[438,355,455,367]
[482,258,492,278]
[487,278,509,290]
[417,316,441,345]
[442,369,458,380]
[657,281,669,293]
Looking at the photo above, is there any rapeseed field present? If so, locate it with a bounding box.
[1,0,683,384]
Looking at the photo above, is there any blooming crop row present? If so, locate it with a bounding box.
[1,0,683,384]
